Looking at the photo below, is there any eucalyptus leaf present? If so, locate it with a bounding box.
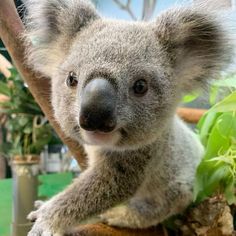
[197,111,221,146]
[194,161,231,202]
[195,89,236,204]
[224,178,236,204]
[207,156,234,166]
[216,113,236,139]
[209,85,219,105]
[211,91,236,112]
[204,115,230,159]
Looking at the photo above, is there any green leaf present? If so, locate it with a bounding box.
[224,177,236,204]
[194,161,231,202]
[211,91,236,112]
[216,113,236,139]
[204,115,230,160]
[13,134,21,148]
[213,76,236,88]
[18,116,30,127]
[209,85,219,105]
[182,92,200,103]
[0,101,13,108]
[8,68,18,79]
[197,111,220,146]
[23,125,32,134]
[207,156,234,166]
[0,81,10,96]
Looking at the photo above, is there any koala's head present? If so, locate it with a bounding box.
[24,0,232,150]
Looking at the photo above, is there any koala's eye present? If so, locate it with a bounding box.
[66,72,78,88]
[132,79,148,96]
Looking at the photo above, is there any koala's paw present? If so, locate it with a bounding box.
[100,206,132,228]
[27,217,63,236]
[27,219,52,236]
[34,200,45,209]
[27,200,46,223]
[27,209,40,223]
[27,201,63,236]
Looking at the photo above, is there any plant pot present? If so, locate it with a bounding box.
[11,155,40,236]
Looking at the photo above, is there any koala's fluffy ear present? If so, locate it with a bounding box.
[154,7,233,92]
[23,0,99,77]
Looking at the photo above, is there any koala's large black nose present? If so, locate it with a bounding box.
[79,78,117,132]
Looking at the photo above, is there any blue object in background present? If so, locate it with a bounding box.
[96,0,191,20]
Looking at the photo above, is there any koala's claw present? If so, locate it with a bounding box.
[27,200,45,222]
[27,210,40,222]
[27,203,63,236]
[28,226,62,236]
[100,206,130,227]
[34,200,45,209]
[27,218,52,236]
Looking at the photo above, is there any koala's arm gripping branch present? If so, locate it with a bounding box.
[29,157,155,235]
[0,0,86,168]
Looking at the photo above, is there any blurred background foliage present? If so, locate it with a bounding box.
[0,68,61,157]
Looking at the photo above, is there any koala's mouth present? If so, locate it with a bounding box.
[80,129,121,146]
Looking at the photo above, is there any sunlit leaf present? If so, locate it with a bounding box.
[207,156,234,166]
[213,75,236,88]
[211,91,236,112]
[204,116,230,160]
[209,85,219,105]
[217,113,236,138]
[197,111,220,146]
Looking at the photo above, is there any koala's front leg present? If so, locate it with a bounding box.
[27,157,145,235]
[100,201,157,229]
[101,182,194,229]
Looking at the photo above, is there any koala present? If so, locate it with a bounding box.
[23,0,233,235]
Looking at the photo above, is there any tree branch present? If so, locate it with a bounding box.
[0,0,87,169]
[65,223,165,236]
[113,0,137,21]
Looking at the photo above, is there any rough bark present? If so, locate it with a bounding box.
[65,223,165,236]
[174,196,235,236]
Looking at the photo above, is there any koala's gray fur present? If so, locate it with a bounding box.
[23,0,234,235]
